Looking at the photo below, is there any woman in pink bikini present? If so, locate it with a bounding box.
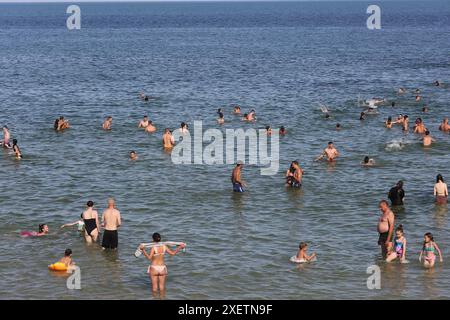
[139,233,185,294]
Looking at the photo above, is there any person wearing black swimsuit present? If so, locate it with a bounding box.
[82,201,100,243]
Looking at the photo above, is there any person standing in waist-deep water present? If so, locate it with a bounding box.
[231,162,246,192]
[2,125,11,148]
[377,200,395,259]
[286,161,303,188]
[434,174,448,205]
[388,180,405,206]
[102,116,113,130]
[101,198,121,250]
[12,139,22,159]
[82,201,100,244]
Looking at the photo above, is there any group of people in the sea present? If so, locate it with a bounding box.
[4,80,449,296]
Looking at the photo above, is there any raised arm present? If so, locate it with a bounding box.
[166,244,185,256]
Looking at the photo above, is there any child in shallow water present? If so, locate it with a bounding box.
[20,224,49,237]
[386,225,407,263]
[419,233,443,268]
[295,242,317,262]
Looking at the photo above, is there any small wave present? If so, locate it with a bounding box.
[385,138,410,152]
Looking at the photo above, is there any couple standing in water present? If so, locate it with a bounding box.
[79,198,121,250]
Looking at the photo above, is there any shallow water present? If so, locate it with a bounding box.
[1,1,450,299]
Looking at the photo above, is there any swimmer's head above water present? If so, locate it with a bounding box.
[152,232,161,243]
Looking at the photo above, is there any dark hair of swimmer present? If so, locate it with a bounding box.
[397,180,403,188]
[181,122,186,128]
[243,113,248,117]
[379,199,389,206]
[391,102,395,107]
[144,115,148,118]
[144,96,149,101]
[130,150,136,155]
[387,117,392,122]
[424,232,434,243]
[265,126,270,130]
[148,120,153,124]
[325,114,330,119]
[54,119,59,130]
[39,224,46,233]
[425,130,430,135]
[3,125,8,129]
[328,141,333,145]
[65,248,72,257]
[299,242,307,249]
[336,123,341,128]
[396,224,404,233]
[437,174,444,183]
[219,113,224,118]
[280,126,285,131]
[364,156,370,163]
[404,115,408,119]
[86,201,94,207]
[152,232,161,242]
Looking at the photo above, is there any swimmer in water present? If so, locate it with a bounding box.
[279,126,287,135]
[315,141,340,162]
[361,156,375,166]
[139,92,150,101]
[434,174,448,205]
[391,102,396,107]
[162,128,175,149]
[422,130,435,147]
[102,116,113,130]
[180,122,189,134]
[386,225,406,263]
[247,109,256,121]
[359,112,365,121]
[217,112,225,125]
[419,233,443,268]
[54,116,70,131]
[145,120,156,133]
[422,106,429,113]
[265,126,272,136]
[82,200,100,243]
[413,118,427,134]
[434,80,441,87]
[385,117,393,129]
[242,113,250,122]
[59,249,75,270]
[129,150,138,160]
[138,115,149,128]
[285,160,303,188]
[231,162,246,192]
[2,126,11,148]
[295,242,317,262]
[233,105,241,114]
[139,232,185,294]
[335,123,341,131]
[12,139,22,159]
[20,224,49,237]
[61,214,85,232]
[398,87,406,95]
[439,118,450,132]
[402,115,409,131]
[415,95,421,102]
